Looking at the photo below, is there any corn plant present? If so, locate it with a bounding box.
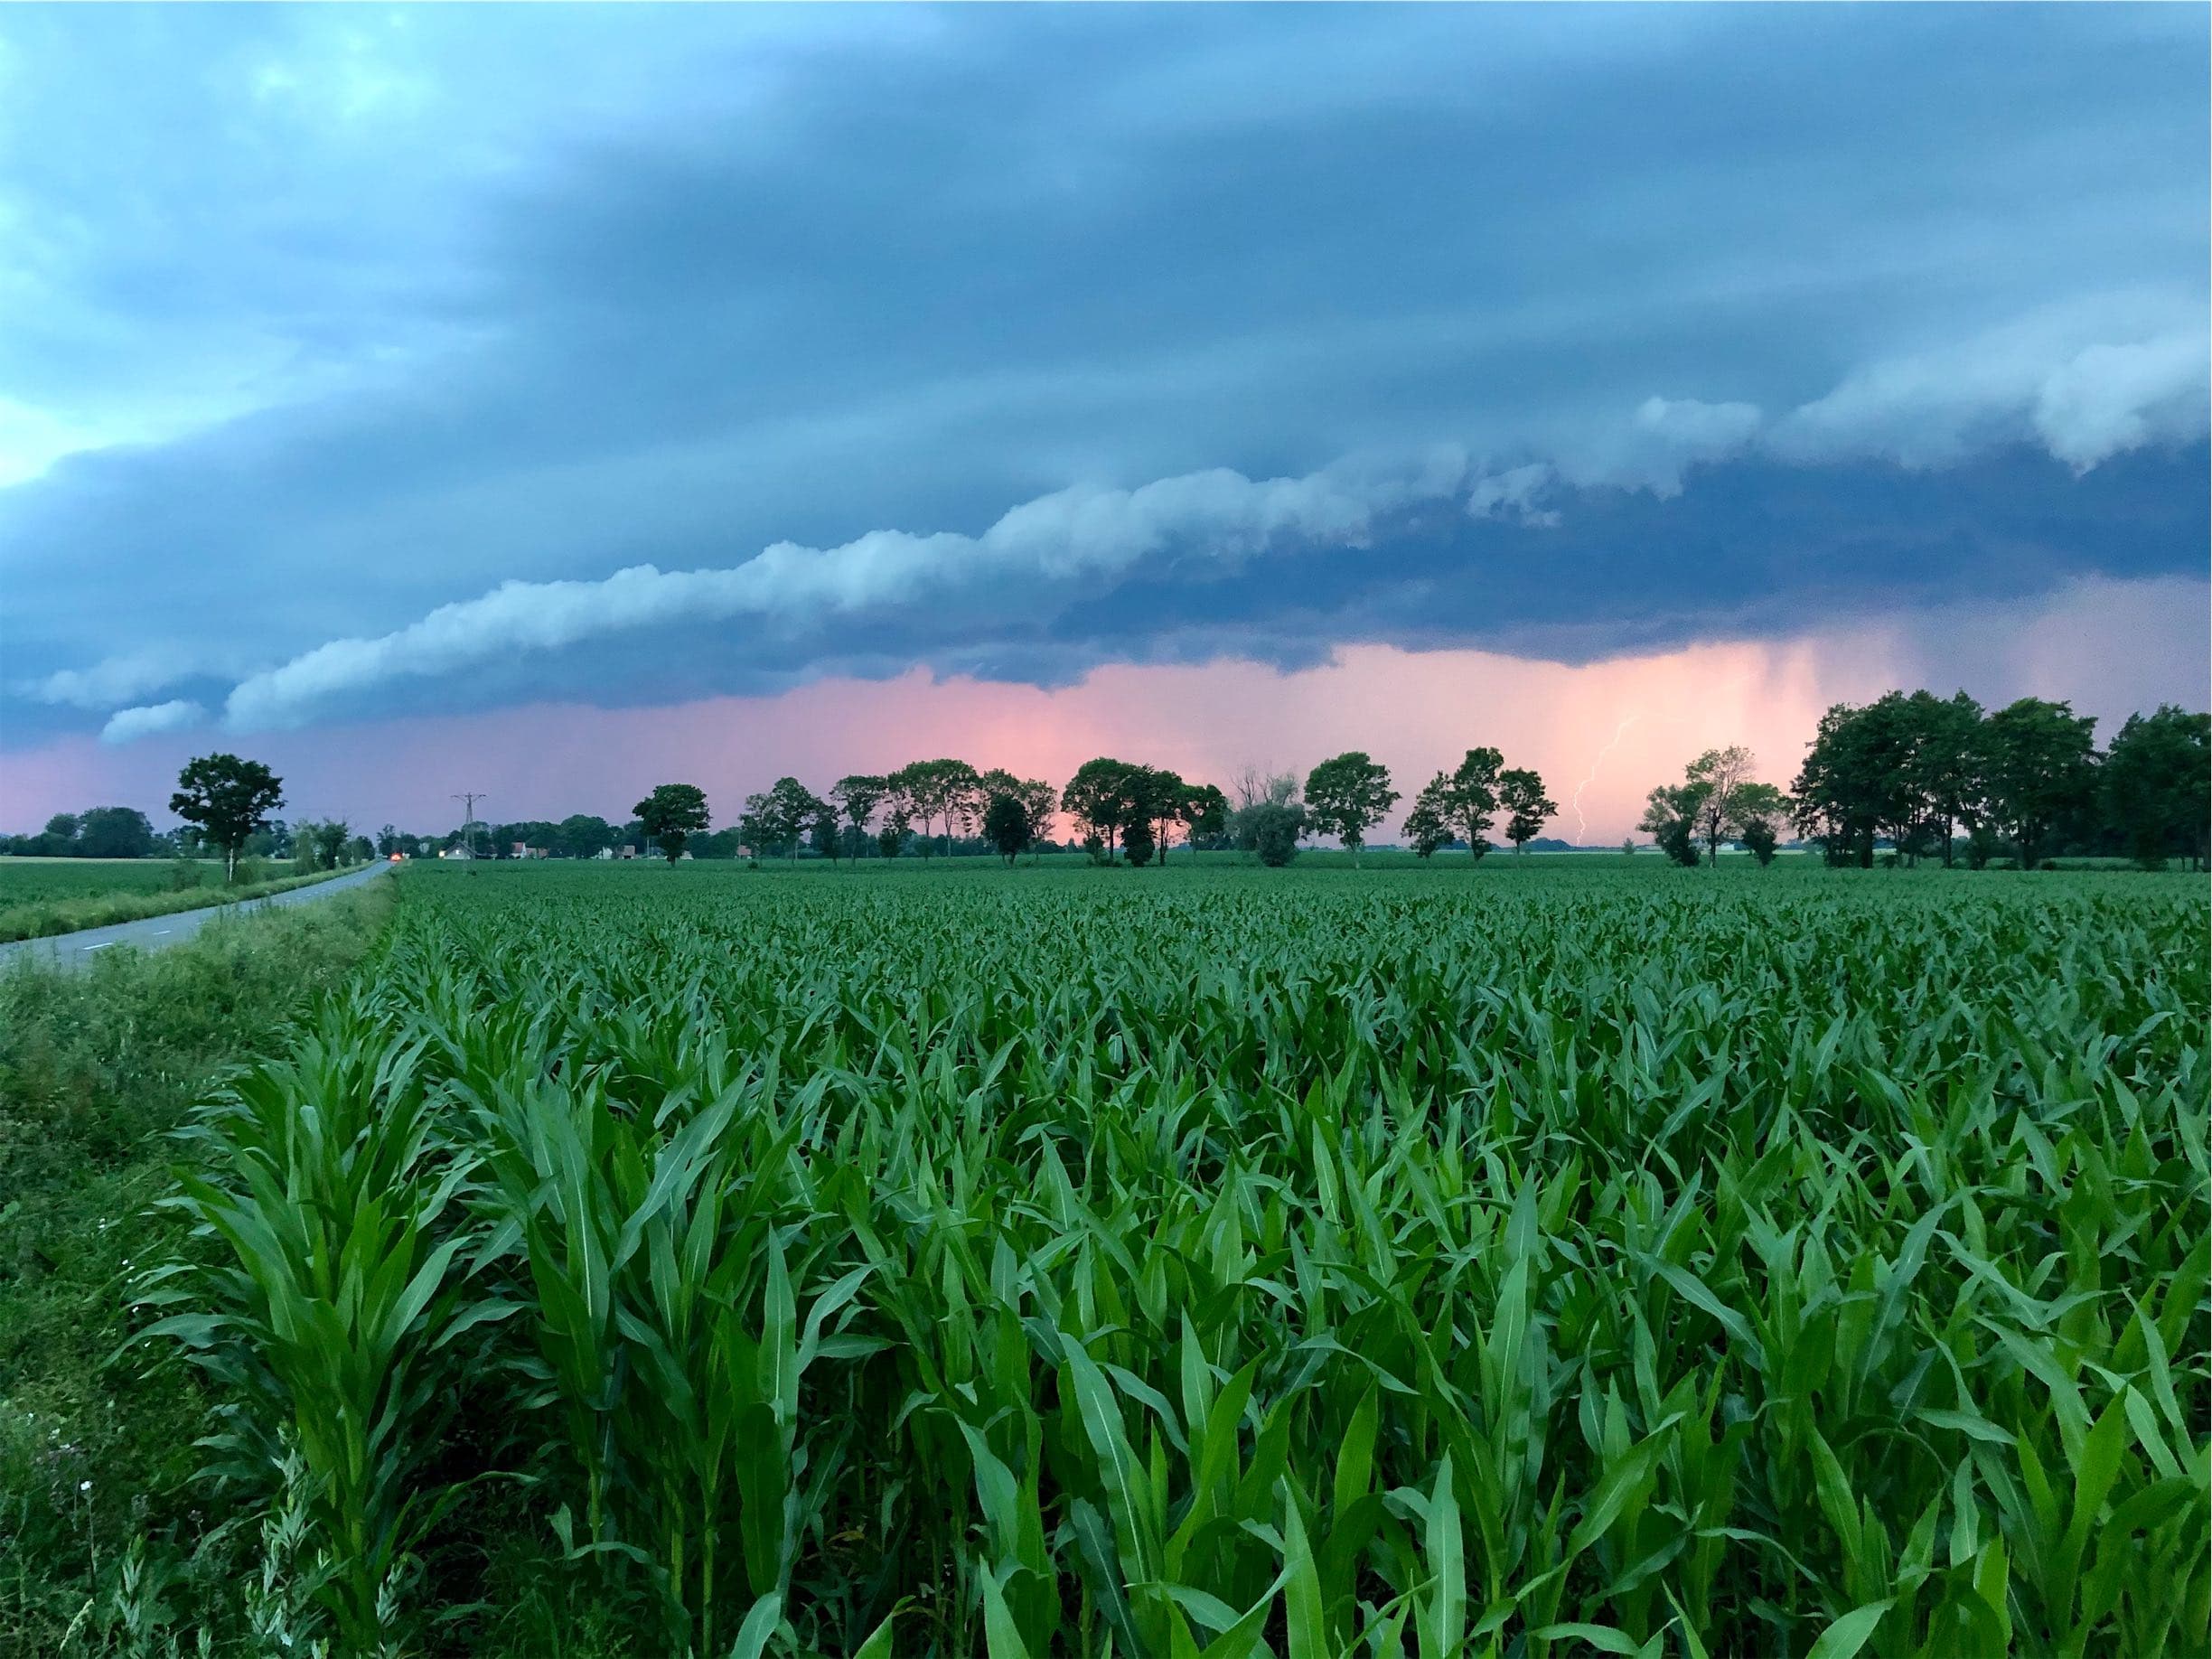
[144,860,2207,1654]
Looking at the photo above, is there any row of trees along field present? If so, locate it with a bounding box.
[614,752,1562,867]
[0,810,376,868]
[1636,694,2209,871]
[1794,692,2208,869]
[0,756,376,877]
[13,691,2204,876]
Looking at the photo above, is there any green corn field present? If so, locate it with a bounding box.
[139,860,2208,1656]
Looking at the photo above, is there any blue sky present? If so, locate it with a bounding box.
[0,5,2205,820]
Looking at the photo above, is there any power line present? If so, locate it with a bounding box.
[453,792,488,859]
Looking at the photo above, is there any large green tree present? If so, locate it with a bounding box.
[1414,746,1504,858]
[982,792,1033,864]
[1303,752,1398,866]
[76,805,156,859]
[1180,782,1228,855]
[2101,704,2208,869]
[975,769,1056,864]
[890,759,983,857]
[555,814,616,859]
[738,778,823,860]
[1792,692,1983,866]
[1982,698,2097,869]
[1904,689,1987,865]
[633,783,710,864]
[769,777,828,861]
[1062,758,1145,859]
[170,753,286,880]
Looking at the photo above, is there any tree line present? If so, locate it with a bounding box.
[1792,691,2207,869]
[1632,693,2208,871]
[18,695,2201,879]
[1,757,374,878]
[1,807,171,860]
[616,750,1564,867]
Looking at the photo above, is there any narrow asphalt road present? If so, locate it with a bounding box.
[0,863,394,974]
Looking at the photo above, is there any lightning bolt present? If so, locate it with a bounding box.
[1570,717,1639,841]
[1573,711,1697,840]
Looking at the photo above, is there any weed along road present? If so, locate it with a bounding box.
[0,862,393,972]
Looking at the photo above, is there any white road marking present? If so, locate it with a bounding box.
[153,929,173,935]
[84,942,115,951]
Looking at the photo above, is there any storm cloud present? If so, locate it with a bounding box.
[2,5,2205,754]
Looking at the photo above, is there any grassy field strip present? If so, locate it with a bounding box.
[0,862,369,944]
[0,880,400,1656]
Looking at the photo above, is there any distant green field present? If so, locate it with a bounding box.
[0,857,219,904]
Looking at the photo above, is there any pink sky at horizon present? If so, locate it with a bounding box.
[5,575,2204,844]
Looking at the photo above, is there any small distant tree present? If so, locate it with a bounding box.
[1643,754,1783,864]
[877,814,907,859]
[1122,815,1157,867]
[811,807,842,864]
[1226,772,1301,855]
[1497,768,1558,854]
[77,806,156,859]
[1621,839,1636,858]
[171,754,286,880]
[1229,765,1299,811]
[736,798,773,858]
[1135,768,1187,867]
[831,775,889,857]
[1685,746,1757,864]
[288,820,323,876]
[890,759,983,858]
[1729,782,1789,859]
[771,777,828,862]
[1016,778,1061,860]
[1248,802,1307,867]
[1182,783,1229,855]
[633,783,710,865]
[312,820,351,869]
[983,793,1032,864]
[1304,752,1398,866]
[553,814,615,859]
[1403,783,1452,858]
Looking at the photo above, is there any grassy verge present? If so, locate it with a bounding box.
[0,866,365,945]
[0,879,396,1655]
